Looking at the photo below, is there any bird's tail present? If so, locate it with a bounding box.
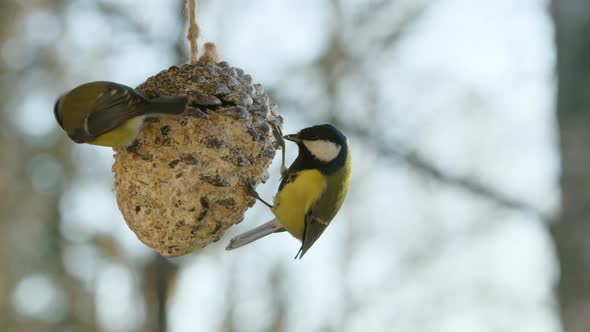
[144,95,189,116]
[225,218,285,251]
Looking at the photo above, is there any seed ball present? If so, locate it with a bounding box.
[112,61,282,257]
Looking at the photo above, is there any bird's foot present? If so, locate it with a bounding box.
[125,140,152,160]
[269,122,287,177]
[245,180,273,209]
[184,106,209,119]
[126,140,140,154]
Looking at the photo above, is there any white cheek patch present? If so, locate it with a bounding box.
[303,140,341,162]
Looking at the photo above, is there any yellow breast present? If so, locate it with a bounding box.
[89,117,144,147]
[272,169,326,239]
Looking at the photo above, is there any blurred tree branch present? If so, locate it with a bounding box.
[377,2,431,51]
[96,2,152,42]
[336,120,551,220]
[277,4,553,328]
[144,257,176,332]
[278,93,551,223]
[269,264,287,332]
[283,0,550,224]
[551,0,590,330]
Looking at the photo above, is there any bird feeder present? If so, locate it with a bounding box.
[112,60,282,257]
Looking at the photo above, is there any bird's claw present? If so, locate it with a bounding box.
[184,106,209,119]
[244,180,273,208]
[126,140,140,154]
[269,122,287,175]
[244,180,259,198]
[270,122,284,144]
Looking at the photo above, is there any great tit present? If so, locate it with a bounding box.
[226,124,351,259]
[54,81,191,148]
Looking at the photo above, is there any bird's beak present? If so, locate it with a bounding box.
[283,134,300,142]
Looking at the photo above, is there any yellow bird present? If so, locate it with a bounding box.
[226,124,352,259]
[54,81,191,148]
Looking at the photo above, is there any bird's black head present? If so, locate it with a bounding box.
[54,95,64,129]
[284,124,348,174]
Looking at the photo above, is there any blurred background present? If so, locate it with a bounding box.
[1,0,588,331]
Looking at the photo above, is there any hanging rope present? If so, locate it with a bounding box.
[186,0,220,63]
[200,42,220,63]
[187,0,200,63]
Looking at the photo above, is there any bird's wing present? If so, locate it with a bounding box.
[295,188,330,259]
[295,171,349,259]
[85,83,147,137]
[295,216,328,259]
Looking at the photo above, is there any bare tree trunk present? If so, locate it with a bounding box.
[143,256,176,332]
[551,0,590,330]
